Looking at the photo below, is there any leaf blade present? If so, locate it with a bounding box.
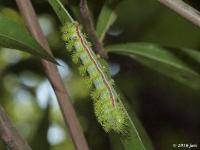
[106,43,200,89]
[48,0,74,24]
[96,3,117,42]
[0,15,56,63]
[123,106,154,150]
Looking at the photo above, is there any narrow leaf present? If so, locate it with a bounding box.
[106,43,200,89]
[96,3,117,42]
[113,87,154,150]
[48,0,74,24]
[0,15,56,63]
[122,105,154,150]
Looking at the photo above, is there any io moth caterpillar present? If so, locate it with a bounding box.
[61,22,127,133]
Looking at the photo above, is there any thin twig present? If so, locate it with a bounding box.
[0,105,31,150]
[158,0,200,27]
[80,0,108,58]
[15,1,89,150]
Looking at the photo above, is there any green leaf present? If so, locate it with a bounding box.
[107,86,154,150]
[122,110,154,150]
[48,0,74,24]
[0,15,56,63]
[96,3,117,42]
[106,43,200,89]
[115,88,154,150]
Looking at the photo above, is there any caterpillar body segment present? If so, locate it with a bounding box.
[61,22,127,133]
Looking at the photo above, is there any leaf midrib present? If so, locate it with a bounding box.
[108,47,199,76]
[0,33,40,52]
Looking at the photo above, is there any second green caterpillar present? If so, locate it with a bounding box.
[61,22,127,133]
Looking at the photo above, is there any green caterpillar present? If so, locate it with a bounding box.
[61,22,127,133]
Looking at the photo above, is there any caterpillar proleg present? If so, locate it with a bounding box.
[61,22,127,133]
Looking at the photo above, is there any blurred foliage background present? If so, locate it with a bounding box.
[0,0,200,150]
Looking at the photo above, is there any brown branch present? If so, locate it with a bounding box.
[80,0,108,58]
[15,1,89,150]
[0,105,31,150]
[158,0,200,28]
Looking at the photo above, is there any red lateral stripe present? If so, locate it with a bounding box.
[75,24,116,107]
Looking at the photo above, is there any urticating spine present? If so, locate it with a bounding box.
[61,22,127,133]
